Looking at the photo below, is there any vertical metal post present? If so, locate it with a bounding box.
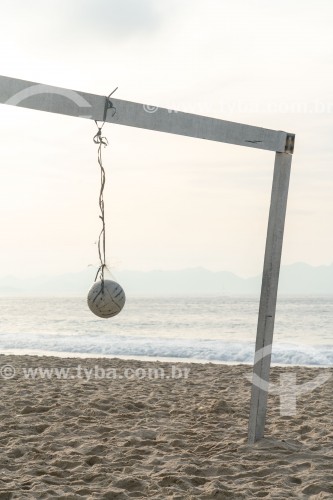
[248,152,292,444]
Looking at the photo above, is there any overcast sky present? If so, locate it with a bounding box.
[0,0,332,278]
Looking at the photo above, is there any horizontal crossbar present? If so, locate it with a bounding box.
[0,75,294,153]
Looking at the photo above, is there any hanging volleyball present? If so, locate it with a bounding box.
[88,279,126,318]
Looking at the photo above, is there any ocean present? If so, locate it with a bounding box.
[0,295,332,366]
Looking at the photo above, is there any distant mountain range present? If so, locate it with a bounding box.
[0,262,332,295]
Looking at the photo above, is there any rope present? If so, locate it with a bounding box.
[93,124,108,288]
[92,89,118,290]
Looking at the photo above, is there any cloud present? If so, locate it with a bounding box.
[1,0,175,60]
[67,0,170,38]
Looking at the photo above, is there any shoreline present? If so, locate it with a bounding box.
[0,349,332,368]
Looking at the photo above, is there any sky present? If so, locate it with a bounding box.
[0,0,332,278]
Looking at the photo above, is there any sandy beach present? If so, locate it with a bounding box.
[0,354,332,499]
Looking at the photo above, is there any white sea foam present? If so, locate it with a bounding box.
[0,333,332,366]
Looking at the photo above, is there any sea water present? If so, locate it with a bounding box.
[0,295,332,366]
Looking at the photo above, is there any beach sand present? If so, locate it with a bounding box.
[0,354,332,499]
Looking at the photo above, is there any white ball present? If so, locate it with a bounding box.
[87,279,126,318]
